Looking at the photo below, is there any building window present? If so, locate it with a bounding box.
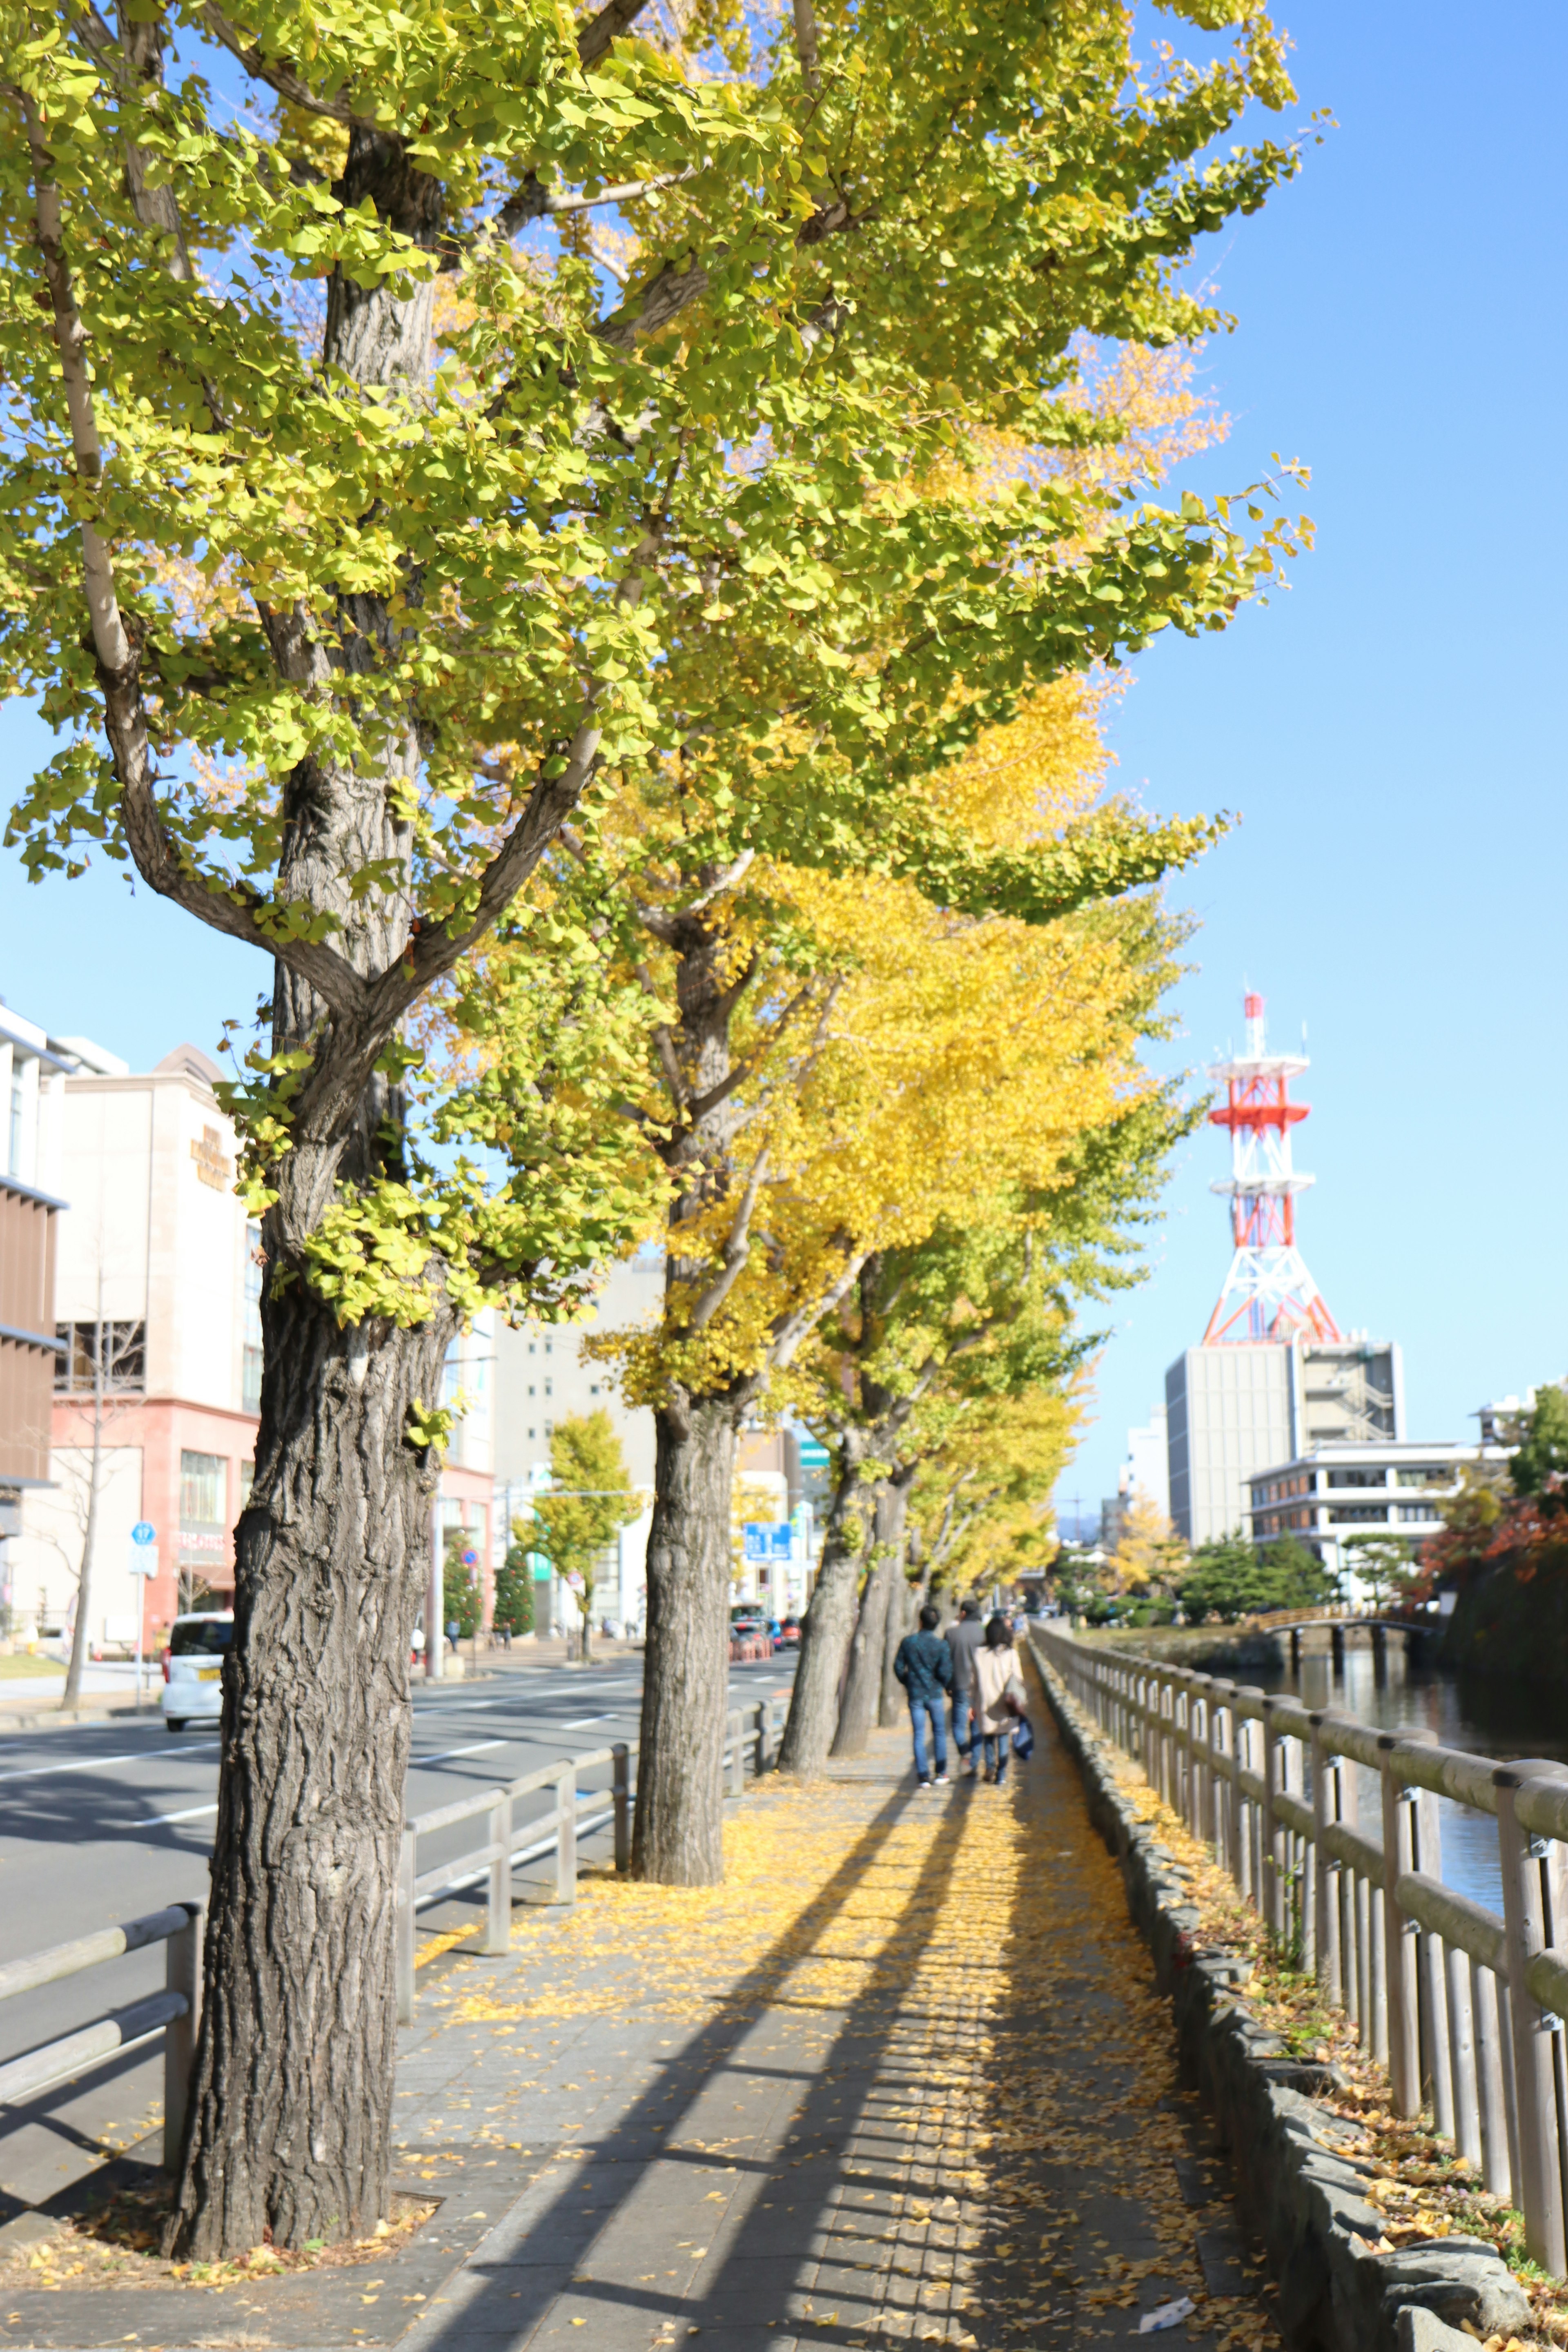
[54,1320,147,1394]
[8,1076,21,1176]
[180,1450,227,1527]
[1327,1468,1388,1489]
[1396,1467,1447,1488]
[1397,1505,1434,1524]
[1330,1503,1389,1524]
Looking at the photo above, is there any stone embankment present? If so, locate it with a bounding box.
[1033,1640,1534,2352]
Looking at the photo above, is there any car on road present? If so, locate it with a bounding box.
[776,1615,802,1650]
[162,1610,233,1730]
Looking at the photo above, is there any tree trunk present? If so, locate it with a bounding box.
[167,124,453,2259]
[776,1446,871,1776]
[61,1310,105,1711]
[876,1480,917,1728]
[632,1394,739,1884]
[167,1283,452,2256]
[831,1485,902,1759]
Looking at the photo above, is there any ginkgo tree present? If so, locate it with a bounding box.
[2,0,1307,2254]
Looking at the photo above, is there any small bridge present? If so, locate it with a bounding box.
[1247,1610,1430,1674]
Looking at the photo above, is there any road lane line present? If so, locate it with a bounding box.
[0,1741,220,1786]
[138,1800,220,1827]
[410,1738,508,1768]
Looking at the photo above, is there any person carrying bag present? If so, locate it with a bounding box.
[970,1615,1031,1786]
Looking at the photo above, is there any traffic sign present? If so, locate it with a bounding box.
[462,1547,478,1568]
[131,1522,155,1546]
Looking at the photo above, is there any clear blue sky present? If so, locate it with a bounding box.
[2,4,1562,1523]
[1055,1,1568,1526]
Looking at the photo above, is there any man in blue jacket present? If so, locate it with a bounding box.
[893,1601,955,1786]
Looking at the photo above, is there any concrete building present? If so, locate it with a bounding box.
[1246,1436,1509,1588]
[9,1038,261,1650]
[492,1255,662,1635]
[1166,1336,1403,1546]
[0,1000,70,1623]
[490,1255,823,1632]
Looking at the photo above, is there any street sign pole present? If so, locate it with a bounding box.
[129,1525,157,1708]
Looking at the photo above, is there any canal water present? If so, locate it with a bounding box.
[1251,1647,1568,1916]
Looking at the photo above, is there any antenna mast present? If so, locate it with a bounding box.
[1201,992,1341,1345]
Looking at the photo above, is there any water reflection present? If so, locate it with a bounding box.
[1251,1649,1568,1915]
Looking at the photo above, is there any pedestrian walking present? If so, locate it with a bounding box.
[944,1598,984,1775]
[971,1615,1028,1786]
[893,1601,955,1786]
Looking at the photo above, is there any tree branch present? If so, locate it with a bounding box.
[15,83,372,1024]
[576,0,656,68]
[769,1247,867,1372]
[363,709,604,1030]
[686,1149,771,1330]
[791,0,821,95]
[195,1,361,122]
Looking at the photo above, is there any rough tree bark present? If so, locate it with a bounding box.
[878,1512,921,1729]
[832,1471,913,1757]
[632,1392,742,1882]
[630,903,752,1884]
[775,1437,873,1776]
[165,125,456,2258]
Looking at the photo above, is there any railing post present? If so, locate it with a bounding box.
[727,1708,744,1799]
[1378,1733,1420,2118]
[483,1791,512,1956]
[1412,1779,1454,2136]
[1309,1714,1338,2006]
[163,1901,203,2172]
[1262,1697,1285,1939]
[1445,1940,1481,2172]
[612,1742,632,1873]
[1230,1695,1252,1904]
[754,1700,768,1777]
[1472,1958,1513,2200]
[396,1822,416,2025]
[555,1764,578,1907]
[1495,1766,1567,2274]
[1208,1681,1232,1866]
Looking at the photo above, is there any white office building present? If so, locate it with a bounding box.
[1246,1437,1510,1589]
[1166,1336,1404,1547]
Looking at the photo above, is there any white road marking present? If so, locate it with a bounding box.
[411,1737,508,1768]
[560,1715,611,1730]
[138,1800,220,1827]
[0,1741,220,1786]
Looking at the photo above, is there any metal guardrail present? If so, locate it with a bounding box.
[0,1695,786,2156]
[1031,1626,1568,2276]
[0,1902,202,2166]
[394,1696,785,2023]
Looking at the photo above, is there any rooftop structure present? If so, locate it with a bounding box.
[1203,992,1339,1346]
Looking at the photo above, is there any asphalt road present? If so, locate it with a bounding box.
[0,1650,794,2216]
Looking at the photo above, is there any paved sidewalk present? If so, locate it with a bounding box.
[0,1695,1281,2352]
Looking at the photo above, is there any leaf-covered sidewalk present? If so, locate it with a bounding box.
[0,1698,1287,2350]
[388,1700,1284,2352]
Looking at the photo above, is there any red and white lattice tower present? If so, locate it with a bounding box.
[1202,992,1341,1346]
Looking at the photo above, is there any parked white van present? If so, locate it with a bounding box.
[162,1611,233,1730]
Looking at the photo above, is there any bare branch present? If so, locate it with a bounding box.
[195,1,361,121]
[769,1247,867,1371]
[792,0,821,95]
[364,710,604,1031]
[687,1150,771,1330]
[576,0,656,68]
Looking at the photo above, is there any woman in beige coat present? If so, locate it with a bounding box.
[970,1617,1025,1785]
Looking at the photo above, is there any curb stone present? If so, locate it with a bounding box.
[1029,1641,1533,2352]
